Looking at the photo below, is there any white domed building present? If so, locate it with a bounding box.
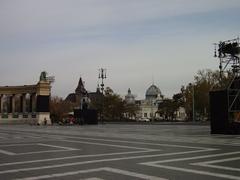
[125,88,135,104]
[125,84,187,121]
[145,84,162,101]
[125,84,163,120]
[137,84,163,120]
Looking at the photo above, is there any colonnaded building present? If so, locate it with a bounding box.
[125,84,187,121]
[0,72,52,124]
[125,84,163,120]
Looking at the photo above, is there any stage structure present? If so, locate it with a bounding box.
[0,72,54,125]
[211,37,240,134]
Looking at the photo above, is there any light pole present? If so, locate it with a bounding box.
[98,68,107,124]
[189,83,195,122]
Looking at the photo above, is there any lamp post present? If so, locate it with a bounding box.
[189,83,195,122]
[98,68,107,124]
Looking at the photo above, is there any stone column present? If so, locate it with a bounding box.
[22,94,26,113]
[0,95,2,113]
[20,95,23,113]
[8,96,12,113]
[12,94,15,114]
[31,93,36,112]
[29,94,33,113]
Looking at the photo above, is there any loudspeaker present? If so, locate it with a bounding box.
[36,95,49,112]
[209,90,229,134]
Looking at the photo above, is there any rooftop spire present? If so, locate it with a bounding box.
[128,88,131,94]
[75,77,87,95]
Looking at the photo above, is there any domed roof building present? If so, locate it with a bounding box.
[137,84,163,120]
[125,88,135,104]
[125,83,163,121]
[145,84,162,100]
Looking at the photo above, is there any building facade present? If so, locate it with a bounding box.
[0,72,52,124]
[137,84,163,120]
[125,84,163,120]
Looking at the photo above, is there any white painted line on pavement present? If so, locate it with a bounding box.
[37,143,78,151]
[0,143,36,147]
[192,156,240,172]
[103,167,167,180]
[60,139,156,151]
[80,178,104,180]
[16,149,79,155]
[194,163,240,172]
[60,136,215,150]
[193,156,240,164]
[140,151,240,180]
[0,143,79,156]
[0,150,148,166]
[15,167,167,180]
[143,164,240,180]
[15,168,105,180]
[0,149,16,155]
[0,149,212,175]
[141,151,240,164]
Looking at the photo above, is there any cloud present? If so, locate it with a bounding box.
[1,0,239,38]
[0,0,240,98]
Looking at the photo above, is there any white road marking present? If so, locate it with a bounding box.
[15,167,167,180]
[195,163,240,172]
[37,143,78,151]
[59,136,215,150]
[15,168,105,180]
[0,150,149,166]
[80,178,104,180]
[1,126,240,146]
[16,149,79,155]
[141,151,240,164]
[192,156,240,172]
[103,167,167,180]
[0,143,79,156]
[193,156,240,164]
[141,151,240,180]
[0,143,36,147]
[0,134,216,167]
[60,139,156,151]
[0,149,212,174]
[143,164,240,180]
[0,149,16,155]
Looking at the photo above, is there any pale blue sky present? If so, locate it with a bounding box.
[0,0,239,99]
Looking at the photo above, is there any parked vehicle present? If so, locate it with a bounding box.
[137,118,150,122]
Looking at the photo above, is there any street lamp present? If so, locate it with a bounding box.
[189,83,195,122]
[98,68,107,124]
[98,68,107,94]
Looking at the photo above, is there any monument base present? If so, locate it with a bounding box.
[37,112,51,125]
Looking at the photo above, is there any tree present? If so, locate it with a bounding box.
[90,87,139,121]
[182,69,233,121]
[50,96,74,123]
[158,98,175,121]
[103,87,125,120]
[157,90,185,121]
[124,102,140,120]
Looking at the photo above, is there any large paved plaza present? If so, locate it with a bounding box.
[0,124,239,180]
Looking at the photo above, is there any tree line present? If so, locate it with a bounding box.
[50,69,233,122]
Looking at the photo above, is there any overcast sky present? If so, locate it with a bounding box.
[0,0,240,99]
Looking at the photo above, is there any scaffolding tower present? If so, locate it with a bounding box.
[211,37,240,133]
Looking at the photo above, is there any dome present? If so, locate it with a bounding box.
[125,88,135,104]
[145,84,161,99]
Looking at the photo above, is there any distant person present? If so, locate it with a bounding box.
[44,118,47,125]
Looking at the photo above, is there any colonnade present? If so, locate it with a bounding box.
[0,93,36,118]
[0,73,51,124]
